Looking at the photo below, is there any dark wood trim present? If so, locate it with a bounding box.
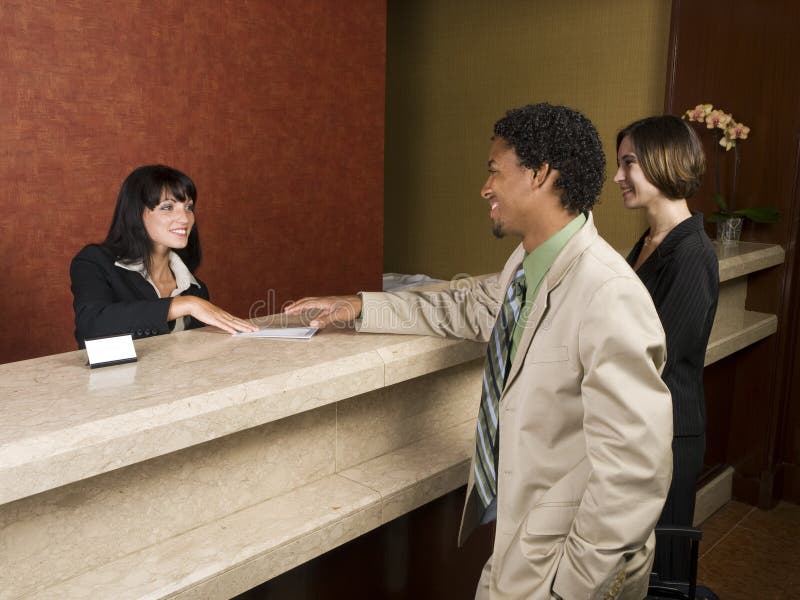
[773,131,800,502]
[777,463,800,501]
[664,0,682,114]
[664,0,800,506]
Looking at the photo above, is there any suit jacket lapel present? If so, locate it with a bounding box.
[502,212,598,392]
[119,265,160,300]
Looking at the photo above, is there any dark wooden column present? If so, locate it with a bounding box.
[665,0,800,506]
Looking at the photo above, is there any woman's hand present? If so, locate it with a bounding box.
[168,296,259,334]
[283,295,362,328]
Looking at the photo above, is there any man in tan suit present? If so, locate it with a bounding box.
[286,103,672,599]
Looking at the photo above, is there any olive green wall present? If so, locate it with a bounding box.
[384,0,672,278]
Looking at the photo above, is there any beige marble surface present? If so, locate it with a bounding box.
[0,327,483,505]
[340,420,475,524]
[28,420,476,600]
[705,310,777,366]
[714,241,785,282]
[694,466,734,526]
[336,359,481,470]
[1,358,483,599]
[717,278,747,316]
[0,406,337,597]
[30,474,383,600]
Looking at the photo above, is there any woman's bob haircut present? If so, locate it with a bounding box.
[103,165,201,274]
[617,115,706,200]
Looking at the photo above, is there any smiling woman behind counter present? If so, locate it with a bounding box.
[70,164,256,348]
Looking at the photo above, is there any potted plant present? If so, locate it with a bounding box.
[683,104,779,244]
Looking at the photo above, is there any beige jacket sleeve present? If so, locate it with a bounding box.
[357,244,525,341]
[356,275,504,342]
[552,275,673,599]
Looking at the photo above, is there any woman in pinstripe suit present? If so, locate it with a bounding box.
[614,115,719,582]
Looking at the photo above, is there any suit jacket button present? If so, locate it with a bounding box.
[136,329,143,336]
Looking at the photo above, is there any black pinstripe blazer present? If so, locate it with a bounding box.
[70,244,210,348]
[627,212,719,436]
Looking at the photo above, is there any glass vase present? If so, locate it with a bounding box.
[716,217,743,246]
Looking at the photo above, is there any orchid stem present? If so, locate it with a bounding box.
[714,132,722,207]
[731,145,739,213]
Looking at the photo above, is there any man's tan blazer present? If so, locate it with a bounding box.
[359,213,673,599]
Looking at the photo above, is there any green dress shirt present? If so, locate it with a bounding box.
[510,213,587,362]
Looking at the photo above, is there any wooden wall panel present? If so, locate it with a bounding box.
[0,0,386,363]
[666,0,800,505]
[774,133,800,502]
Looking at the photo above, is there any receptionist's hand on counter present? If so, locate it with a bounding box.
[284,295,362,328]
[169,296,259,334]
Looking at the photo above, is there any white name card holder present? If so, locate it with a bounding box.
[84,334,138,369]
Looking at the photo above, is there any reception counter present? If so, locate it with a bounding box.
[0,242,784,599]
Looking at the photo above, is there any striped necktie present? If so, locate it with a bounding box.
[473,266,527,510]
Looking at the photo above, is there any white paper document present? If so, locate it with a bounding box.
[235,327,319,340]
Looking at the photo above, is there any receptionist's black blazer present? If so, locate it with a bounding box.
[70,244,209,348]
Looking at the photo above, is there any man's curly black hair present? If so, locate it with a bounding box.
[493,103,606,214]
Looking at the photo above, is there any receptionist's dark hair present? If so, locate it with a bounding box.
[103,165,201,274]
[617,115,706,200]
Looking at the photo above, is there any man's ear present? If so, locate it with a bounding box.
[529,163,551,188]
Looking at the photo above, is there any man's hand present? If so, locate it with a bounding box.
[283,295,362,328]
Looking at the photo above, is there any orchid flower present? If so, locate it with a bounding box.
[684,103,713,122]
[682,103,777,223]
[719,136,735,150]
[726,122,750,140]
[706,110,733,130]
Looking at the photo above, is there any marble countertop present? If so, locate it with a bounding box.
[0,241,784,506]
[713,241,784,282]
[0,326,485,505]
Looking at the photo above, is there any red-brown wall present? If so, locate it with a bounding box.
[0,1,386,364]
